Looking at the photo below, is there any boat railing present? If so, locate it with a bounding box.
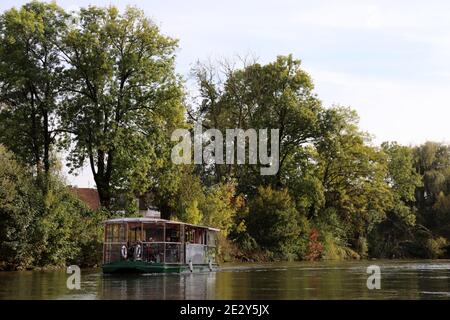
[103,242,126,264]
[141,241,182,264]
[103,241,217,265]
[185,243,218,265]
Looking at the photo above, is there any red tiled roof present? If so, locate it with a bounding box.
[70,187,101,211]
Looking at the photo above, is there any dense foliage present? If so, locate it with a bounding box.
[0,145,107,270]
[186,57,450,261]
[1,2,450,269]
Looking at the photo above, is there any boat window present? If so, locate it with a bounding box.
[106,224,113,242]
[143,223,164,242]
[165,223,181,243]
[143,243,164,263]
[195,228,205,244]
[207,231,217,247]
[119,224,126,242]
[128,223,142,244]
[185,227,205,244]
[113,224,120,242]
[165,243,181,263]
[185,227,194,243]
[106,223,126,243]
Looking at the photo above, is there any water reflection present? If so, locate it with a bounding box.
[0,260,450,299]
[99,272,217,299]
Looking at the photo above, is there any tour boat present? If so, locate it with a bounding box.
[102,217,220,273]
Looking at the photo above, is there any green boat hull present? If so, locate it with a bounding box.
[102,260,217,274]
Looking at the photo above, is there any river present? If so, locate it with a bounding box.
[0,260,450,299]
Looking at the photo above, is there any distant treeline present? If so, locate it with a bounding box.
[1,2,449,270]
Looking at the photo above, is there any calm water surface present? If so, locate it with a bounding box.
[1,260,450,299]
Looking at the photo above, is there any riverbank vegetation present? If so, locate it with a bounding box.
[1,2,450,270]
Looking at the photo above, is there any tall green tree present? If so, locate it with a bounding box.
[414,142,450,218]
[200,180,241,236]
[192,55,322,193]
[368,142,422,258]
[413,142,450,255]
[315,107,393,256]
[60,6,185,208]
[0,1,67,191]
[383,142,422,225]
[169,167,205,224]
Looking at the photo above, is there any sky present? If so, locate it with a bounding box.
[2,0,450,187]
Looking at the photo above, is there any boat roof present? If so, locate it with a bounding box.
[104,217,220,232]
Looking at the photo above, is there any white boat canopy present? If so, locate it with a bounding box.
[104,217,220,232]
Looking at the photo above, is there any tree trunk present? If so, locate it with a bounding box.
[42,110,51,195]
[92,149,114,210]
[95,175,111,209]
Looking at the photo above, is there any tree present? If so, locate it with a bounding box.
[413,142,450,255]
[414,142,450,218]
[315,107,393,256]
[368,142,422,258]
[60,6,185,209]
[0,144,108,269]
[170,168,205,224]
[0,1,67,192]
[382,142,422,225]
[200,180,241,236]
[35,171,99,267]
[0,144,40,270]
[434,192,450,226]
[247,186,308,260]
[191,55,322,194]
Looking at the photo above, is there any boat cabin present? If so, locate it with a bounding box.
[102,217,219,273]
